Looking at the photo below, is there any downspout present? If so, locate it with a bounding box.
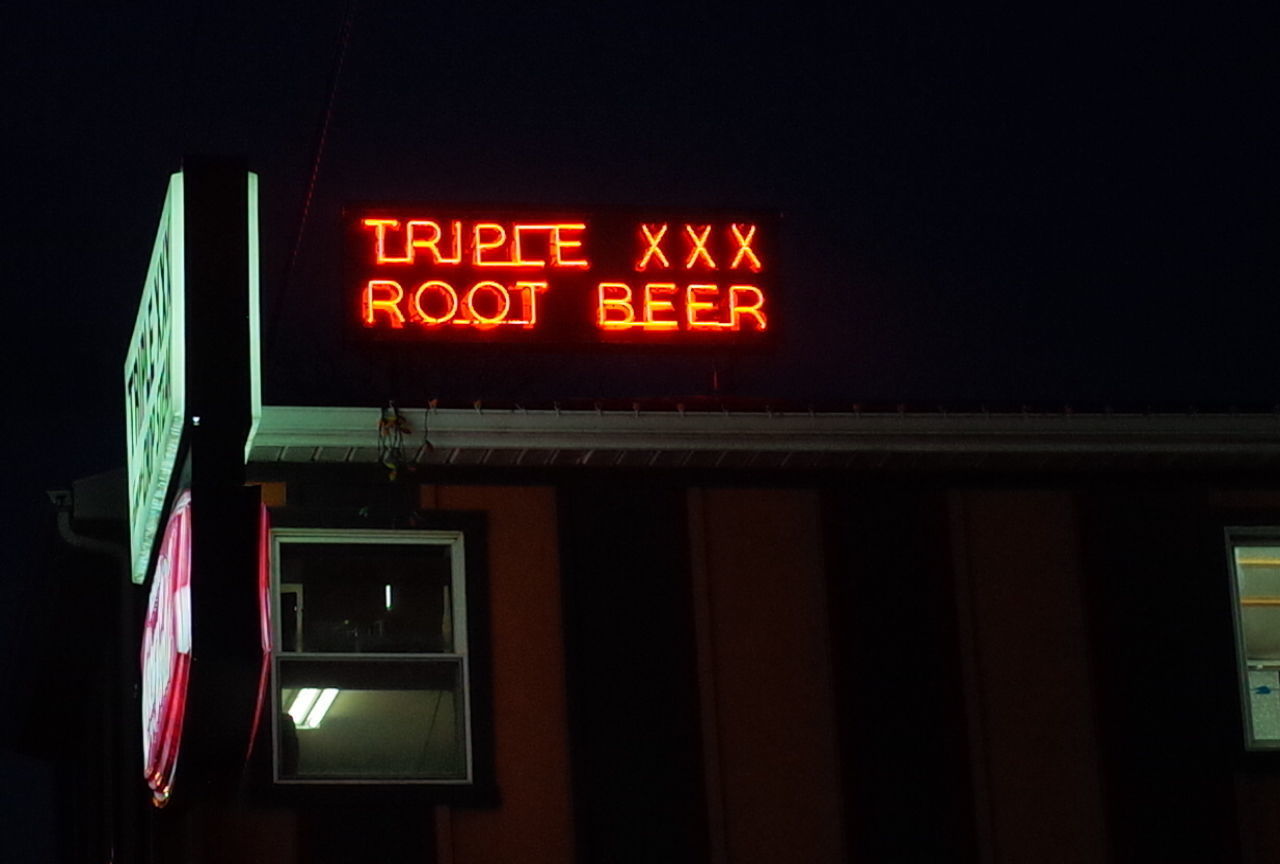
[46,488,137,864]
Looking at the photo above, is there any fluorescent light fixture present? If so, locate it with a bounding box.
[287,688,320,726]
[287,687,341,730]
[302,688,339,729]
[385,583,392,610]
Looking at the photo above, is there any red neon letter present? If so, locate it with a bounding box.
[462,281,512,327]
[729,224,762,272]
[643,283,679,330]
[686,284,729,329]
[637,224,670,270]
[729,285,768,331]
[501,224,590,268]
[410,280,458,325]
[511,225,548,268]
[409,220,463,265]
[363,280,406,327]
[550,223,589,268]
[362,219,412,264]
[684,224,716,270]
[597,282,637,329]
[472,223,510,266]
[511,281,548,327]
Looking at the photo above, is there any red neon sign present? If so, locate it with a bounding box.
[140,490,193,807]
[348,208,777,346]
[245,504,272,764]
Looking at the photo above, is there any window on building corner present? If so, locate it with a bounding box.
[1228,531,1280,749]
[270,528,473,783]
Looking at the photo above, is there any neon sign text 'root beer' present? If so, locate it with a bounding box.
[349,209,777,346]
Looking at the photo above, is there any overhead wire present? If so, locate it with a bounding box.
[267,0,361,353]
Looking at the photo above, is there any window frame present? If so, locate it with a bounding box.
[1226,526,1280,751]
[269,526,477,786]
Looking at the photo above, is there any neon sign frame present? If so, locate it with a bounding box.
[347,207,778,348]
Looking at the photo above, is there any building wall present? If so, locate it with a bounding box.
[184,479,575,864]
[823,481,1263,863]
[950,490,1106,863]
[824,487,978,862]
[556,482,709,863]
[421,485,574,864]
[1080,487,1242,862]
[690,487,845,864]
[130,472,1280,863]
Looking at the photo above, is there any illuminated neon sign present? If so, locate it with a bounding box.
[140,490,193,807]
[348,209,777,345]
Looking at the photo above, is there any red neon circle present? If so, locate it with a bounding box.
[140,490,193,807]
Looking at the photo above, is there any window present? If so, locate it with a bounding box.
[1228,530,1280,749]
[270,528,477,784]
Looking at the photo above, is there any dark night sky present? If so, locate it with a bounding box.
[0,3,1275,859]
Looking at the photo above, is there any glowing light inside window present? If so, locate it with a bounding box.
[288,687,340,730]
[287,688,319,725]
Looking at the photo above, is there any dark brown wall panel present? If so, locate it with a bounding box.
[692,488,845,864]
[951,490,1106,863]
[824,487,978,863]
[557,481,708,864]
[423,485,574,864]
[1081,489,1241,863]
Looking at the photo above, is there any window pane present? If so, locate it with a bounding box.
[1247,670,1280,741]
[278,658,467,780]
[1233,543,1280,747]
[278,542,454,653]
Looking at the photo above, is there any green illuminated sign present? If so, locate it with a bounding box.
[125,169,261,585]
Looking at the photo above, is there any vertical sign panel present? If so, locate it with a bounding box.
[125,166,260,584]
[125,174,185,585]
